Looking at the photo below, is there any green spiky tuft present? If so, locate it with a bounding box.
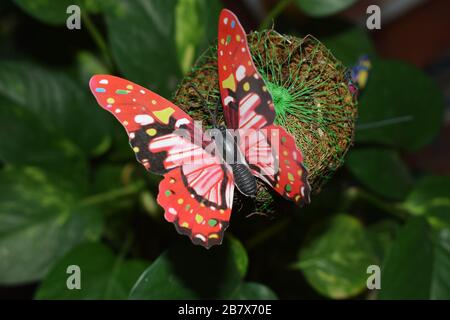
[266,80,294,119]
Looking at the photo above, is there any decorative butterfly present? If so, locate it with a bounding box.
[346,54,372,97]
[89,9,310,248]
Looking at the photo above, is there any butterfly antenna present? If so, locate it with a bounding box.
[188,85,218,127]
[246,211,269,218]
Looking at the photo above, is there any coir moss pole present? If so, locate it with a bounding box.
[173,30,357,213]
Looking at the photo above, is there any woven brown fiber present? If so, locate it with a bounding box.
[173,30,357,213]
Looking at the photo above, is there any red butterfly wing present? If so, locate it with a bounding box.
[218,9,275,130]
[218,9,310,205]
[89,75,234,248]
[240,125,310,205]
[158,164,234,248]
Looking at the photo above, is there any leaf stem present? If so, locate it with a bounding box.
[103,233,134,299]
[259,0,293,31]
[340,187,408,220]
[246,218,291,250]
[81,180,145,207]
[82,12,114,70]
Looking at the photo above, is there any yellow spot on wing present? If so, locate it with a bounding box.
[146,128,157,136]
[222,74,236,92]
[358,71,369,89]
[107,98,115,104]
[195,214,203,224]
[243,82,250,91]
[153,107,175,124]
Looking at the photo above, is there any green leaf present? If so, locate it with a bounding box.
[77,51,109,85]
[356,59,444,151]
[14,0,78,25]
[0,100,88,189]
[175,0,221,74]
[229,235,249,278]
[90,164,138,214]
[295,0,358,17]
[35,243,148,299]
[129,237,248,299]
[82,0,115,14]
[13,0,112,25]
[323,27,377,67]
[346,148,413,200]
[106,0,221,98]
[0,61,111,156]
[92,165,124,194]
[230,282,278,300]
[139,191,161,218]
[295,214,376,299]
[403,176,450,220]
[106,0,179,98]
[0,167,103,284]
[432,229,450,298]
[380,218,450,299]
[367,220,399,262]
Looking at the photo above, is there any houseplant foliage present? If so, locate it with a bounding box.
[0,0,447,299]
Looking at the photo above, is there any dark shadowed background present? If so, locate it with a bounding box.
[0,0,449,300]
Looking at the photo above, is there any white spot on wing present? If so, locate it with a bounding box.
[175,118,190,128]
[195,234,206,242]
[236,65,246,81]
[134,114,154,125]
[224,96,234,106]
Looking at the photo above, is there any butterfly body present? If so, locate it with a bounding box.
[214,125,257,198]
[229,163,257,198]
